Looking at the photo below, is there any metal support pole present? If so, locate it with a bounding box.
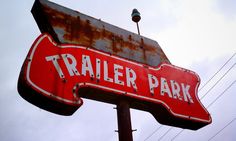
[136,22,140,35]
[116,100,133,141]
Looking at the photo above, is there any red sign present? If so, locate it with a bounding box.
[18,34,211,130]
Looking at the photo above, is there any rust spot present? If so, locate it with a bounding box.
[102,25,106,37]
[140,38,144,49]
[140,38,146,61]
[111,35,124,53]
[128,35,132,41]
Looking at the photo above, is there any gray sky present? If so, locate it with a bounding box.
[0,0,235,141]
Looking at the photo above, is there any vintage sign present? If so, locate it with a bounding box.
[18,34,211,130]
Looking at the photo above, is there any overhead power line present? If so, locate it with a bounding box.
[199,53,235,92]
[200,63,235,100]
[171,129,184,141]
[171,80,235,141]
[206,80,235,108]
[208,118,236,141]
[158,128,172,141]
[143,125,163,141]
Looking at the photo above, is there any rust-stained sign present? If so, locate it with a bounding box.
[18,34,211,130]
[18,0,212,131]
[31,0,170,67]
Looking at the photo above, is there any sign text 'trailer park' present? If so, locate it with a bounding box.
[18,34,211,130]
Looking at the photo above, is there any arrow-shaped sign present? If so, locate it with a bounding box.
[18,33,211,130]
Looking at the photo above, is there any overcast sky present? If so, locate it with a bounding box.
[0,0,235,141]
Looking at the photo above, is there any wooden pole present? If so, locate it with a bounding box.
[116,100,133,141]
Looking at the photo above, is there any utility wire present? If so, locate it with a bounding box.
[158,128,172,141]
[206,80,235,108]
[171,129,184,141]
[199,53,235,92]
[200,62,235,100]
[171,80,235,141]
[143,125,163,141]
[208,118,236,141]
